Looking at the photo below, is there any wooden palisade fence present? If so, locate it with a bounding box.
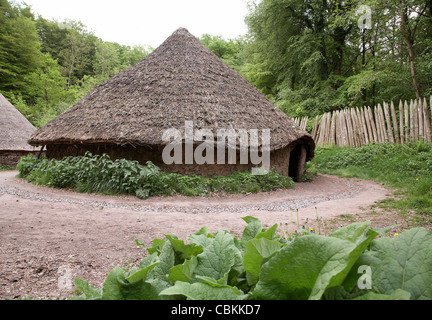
[292,96,432,147]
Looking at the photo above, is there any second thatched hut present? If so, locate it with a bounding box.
[0,93,37,166]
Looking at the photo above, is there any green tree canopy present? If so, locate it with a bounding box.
[242,0,432,117]
[0,0,41,99]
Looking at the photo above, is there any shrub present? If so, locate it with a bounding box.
[17,153,295,199]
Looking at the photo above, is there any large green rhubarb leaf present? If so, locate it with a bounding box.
[165,234,204,263]
[194,231,243,283]
[101,267,161,300]
[167,256,198,283]
[73,278,102,300]
[160,281,249,300]
[360,227,432,300]
[243,237,282,286]
[253,222,377,300]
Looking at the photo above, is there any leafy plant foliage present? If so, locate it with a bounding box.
[17,153,294,199]
[70,217,432,300]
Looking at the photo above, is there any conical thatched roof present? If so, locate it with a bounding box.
[0,93,37,152]
[29,28,314,159]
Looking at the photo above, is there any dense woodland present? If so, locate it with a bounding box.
[1,0,431,128]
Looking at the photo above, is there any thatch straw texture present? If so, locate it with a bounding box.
[0,93,37,152]
[29,28,314,160]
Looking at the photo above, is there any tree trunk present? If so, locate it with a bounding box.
[315,0,329,81]
[361,30,367,104]
[400,0,421,99]
[371,33,376,107]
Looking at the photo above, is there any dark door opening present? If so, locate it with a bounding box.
[289,144,305,182]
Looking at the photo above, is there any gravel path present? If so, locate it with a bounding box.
[0,171,390,299]
[0,174,361,214]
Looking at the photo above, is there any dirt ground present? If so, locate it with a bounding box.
[0,170,428,299]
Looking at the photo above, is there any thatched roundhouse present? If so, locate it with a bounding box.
[29,28,315,180]
[0,93,38,166]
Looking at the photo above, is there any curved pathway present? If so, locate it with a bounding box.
[0,170,390,299]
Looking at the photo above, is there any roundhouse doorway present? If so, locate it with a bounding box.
[289,143,307,182]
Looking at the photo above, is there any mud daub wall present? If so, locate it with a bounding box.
[0,151,37,166]
[45,143,306,178]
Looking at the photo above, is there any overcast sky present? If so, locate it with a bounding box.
[21,0,253,48]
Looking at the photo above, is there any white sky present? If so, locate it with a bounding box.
[21,0,252,48]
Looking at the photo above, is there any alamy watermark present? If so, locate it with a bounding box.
[162,121,271,175]
[356,5,372,30]
[57,265,73,292]
[357,265,372,290]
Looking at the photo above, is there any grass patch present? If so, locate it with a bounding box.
[311,141,432,216]
[17,153,294,199]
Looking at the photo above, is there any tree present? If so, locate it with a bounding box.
[118,44,151,69]
[57,20,96,88]
[26,53,71,104]
[244,0,357,115]
[1,1,156,127]
[0,0,41,99]
[93,40,121,80]
[398,0,430,99]
[243,0,432,116]
[16,52,76,127]
[36,16,69,61]
[200,34,245,72]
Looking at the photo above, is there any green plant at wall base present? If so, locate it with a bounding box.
[0,165,16,171]
[17,153,295,199]
[69,217,432,300]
